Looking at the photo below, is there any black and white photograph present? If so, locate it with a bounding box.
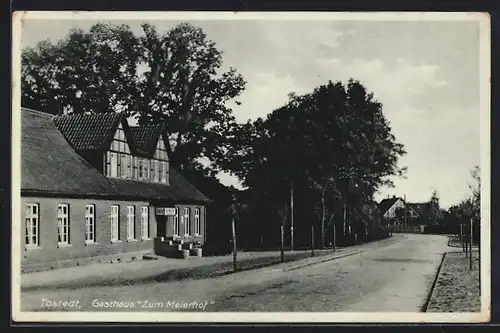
[12,11,490,323]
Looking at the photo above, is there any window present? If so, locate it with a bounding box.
[110,152,118,177]
[105,152,111,176]
[110,205,120,242]
[138,159,143,179]
[85,205,95,243]
[184,208,190,236]
[25,203,39,247]
[143,160,150,181]
[127,155,133,178]
[133,156,138,179]
[173,207,179,236]
[141,206,149,239]
[159,162,163,183]
[194,208,201,235]
[154,160,159,182]
[57,204,70,245]
[127,206,135,240]
[161,162,167,183]
[121,154,128,178]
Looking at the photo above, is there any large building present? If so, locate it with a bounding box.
[21,107,210,272]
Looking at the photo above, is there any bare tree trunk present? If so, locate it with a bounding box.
[333,222,337,252]
[342,200,347,245]
[232,216,237,272]
[320,192,326,249]
[311,225,315,257]
[280,224,285,262]
[470,218,473,271]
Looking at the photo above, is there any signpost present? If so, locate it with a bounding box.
[155,207,176,216]
[165,207,176,216]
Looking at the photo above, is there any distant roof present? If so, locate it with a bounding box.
[378,197,400,214]
[21,108,209,203]
[54,112,123,151]
[408,202,442,219]
[129,124,164,157]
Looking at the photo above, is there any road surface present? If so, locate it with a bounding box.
[20,234,449,312]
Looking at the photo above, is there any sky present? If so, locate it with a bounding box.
[20,14,484,209]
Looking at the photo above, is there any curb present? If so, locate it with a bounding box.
[270,250,363,272]
[421,252,447,312]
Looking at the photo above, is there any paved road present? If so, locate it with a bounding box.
[20,234,449,312]
[210,233,448,312]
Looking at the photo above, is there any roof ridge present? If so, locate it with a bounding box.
[21,107,56,119]
[55,111,123,119]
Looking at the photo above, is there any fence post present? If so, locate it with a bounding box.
[460,223,463,244]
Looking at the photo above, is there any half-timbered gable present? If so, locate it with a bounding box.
[104,121,135,179]
[129,124,170,184]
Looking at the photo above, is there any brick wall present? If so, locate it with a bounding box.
[20,197,207,268]
[21,197,157,266]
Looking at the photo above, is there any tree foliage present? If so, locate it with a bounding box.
[231,79,406,247]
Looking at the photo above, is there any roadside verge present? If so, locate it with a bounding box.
[423,251,481,312]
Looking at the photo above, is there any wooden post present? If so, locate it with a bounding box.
[470,218,473,271]
[311,225,315,257]
[280,224,285,263]
[333,222,337,252]
[462,224,466,253]
[290,179,294,252]
[343,201,347,244]
[404,193,407,227]
[460,223,463,244]
[231,216,237,272]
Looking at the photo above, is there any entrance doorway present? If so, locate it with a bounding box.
[157,216,168,238]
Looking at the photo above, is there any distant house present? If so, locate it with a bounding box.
[378,196,419,225]
[21,107,210,272]
[407,202,444,226]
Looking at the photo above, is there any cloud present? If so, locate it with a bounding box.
[226,54,478,207]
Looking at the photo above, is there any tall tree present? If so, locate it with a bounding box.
[134,23,246,173]
[234,79,406,247]
[21,22,246,175]
[22,24,141,115]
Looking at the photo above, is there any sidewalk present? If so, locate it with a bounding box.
[21,249,334,291]
[21,236,402,291]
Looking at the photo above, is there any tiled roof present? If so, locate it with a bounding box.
[54,112,123,151]
[21,108,210,203]
[129,124,164,157]
[21,108,120,196]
